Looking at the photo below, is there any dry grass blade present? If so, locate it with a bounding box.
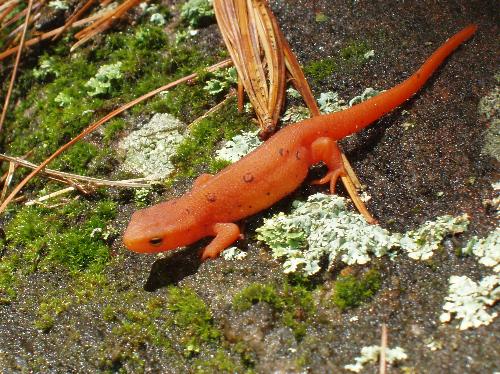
[51,0,96,41]
[25,186,76,206]
[0,58,232,214]
[0,161,15,202]
[0,12,104,61]
[71,0,142,51]
[0,153,155,188]
[251,0,285,126]
[0,1,18,24]
[214,0,278,134]
[0,0,33,132]
[0,0,41,32]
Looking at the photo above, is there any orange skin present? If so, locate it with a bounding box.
[123,25,477,260]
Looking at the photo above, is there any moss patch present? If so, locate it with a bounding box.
[232,279,316,339]
[166,286,221,356]
[304,39,372,84]
[0,198,117,303]
[332,268,382,311]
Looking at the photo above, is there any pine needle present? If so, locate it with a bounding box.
[0,0,33,132]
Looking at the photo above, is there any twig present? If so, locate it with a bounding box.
[25,186,75,206]
[0,153,157,188]
[0,59,233,214]
[0,0,33,132]
[380,324,388,374]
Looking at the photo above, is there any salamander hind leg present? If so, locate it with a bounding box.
[310,137,377,224]
[201,223,241,260]
[310,137,345,193]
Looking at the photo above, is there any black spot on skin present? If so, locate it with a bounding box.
[248,205,252,209]
[237,204,242,208]
[296,150,301,160]
[243,173,254,183]
[266,192,271,196]
[150,237,162,246]
[206,193,216,202]
[185,209,190,214]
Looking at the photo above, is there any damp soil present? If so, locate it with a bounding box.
[0,0,498,373]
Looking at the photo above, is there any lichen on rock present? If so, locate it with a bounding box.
[119,113,186,180]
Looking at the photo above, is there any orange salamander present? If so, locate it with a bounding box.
[124,25,477,260]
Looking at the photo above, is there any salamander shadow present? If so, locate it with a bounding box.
[143,247,202,291]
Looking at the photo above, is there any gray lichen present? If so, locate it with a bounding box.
[440,274,500,330]
[256,193,469,275]
[119,113,185,180]
[479,76,500,161]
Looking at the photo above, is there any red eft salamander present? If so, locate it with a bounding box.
[124,25,477,260]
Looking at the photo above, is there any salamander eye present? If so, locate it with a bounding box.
[149,237,163,246]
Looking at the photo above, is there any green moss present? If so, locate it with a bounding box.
[34,295,72,332]
[303,40,371,84]
[233,283,281,311]
[166,286,221,356]
[2,198,117,301]
[0,254,20,304]
[232,280,316,339]
[103,118,127,144]
[50,142,98,174]
[340,40,371,65]
[180,0,215,28]
[304,58,337,84]
[96,292,180,372]
[194,350,241,373]
[171,98,254,177]
[332,268,382,311]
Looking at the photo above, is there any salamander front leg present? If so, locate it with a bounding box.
[201,223,241,260]
[310,137,377,224]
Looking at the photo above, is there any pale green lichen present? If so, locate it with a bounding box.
[180,0,214,28]
[286,87,302,99]
[317,91,348,113]
[363,50,375,59]
[85,62,123,97]
[203,67,238,95]
[462,228,500,272]
[439,274,500,330]
[282,106,311,124]
[478,76,500,161]
[48,0,69,10]
[345,345,408,373]
[33,57,59,80]
[282,88,378,124]
[150,13,166,26]
[256,194,399,275]
[348,87,382,107]
[221,247,247,261]
[54,92,72,107]
[215,129,262,163]
[119,113,185,179]
[256,193,469,275]
[400,214,469,261]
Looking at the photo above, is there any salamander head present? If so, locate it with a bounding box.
[123,198,204,253]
